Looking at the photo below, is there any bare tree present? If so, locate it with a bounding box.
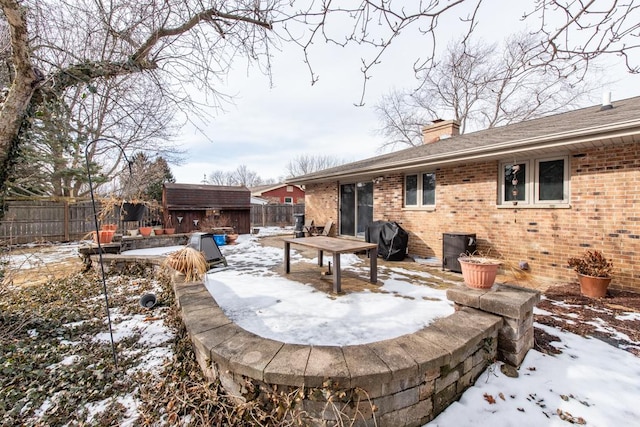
[231,164,261,187]
[376,33,598,150]
[207,170,233,186]
[207,165,266,187]
[286,154,346,177]
[118,153,175,202]
[0,0,638,196]
[7,76,181,197]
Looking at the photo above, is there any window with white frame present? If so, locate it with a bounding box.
[405,172,436,207]
[501,156,569,205]
[284,196,293,204]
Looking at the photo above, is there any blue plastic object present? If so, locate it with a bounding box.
[213,234,226,246]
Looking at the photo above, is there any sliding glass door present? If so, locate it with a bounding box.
[340,182,373,237]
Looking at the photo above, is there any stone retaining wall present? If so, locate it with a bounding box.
[119,233,190,251]
[447,285,540,367]
[87,252,540,426]
[174,276,540,427]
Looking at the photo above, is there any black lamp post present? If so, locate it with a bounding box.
[84,138,132,367]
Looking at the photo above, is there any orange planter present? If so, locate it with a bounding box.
[139,226,153,237]
[578,274,611,298]
[154,228,164,235]
[93,230,115,244]
[101,223,117,231]
[163,228,175,235]
[458,258,500,289]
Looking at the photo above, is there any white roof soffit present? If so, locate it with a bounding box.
[294,120,640,184]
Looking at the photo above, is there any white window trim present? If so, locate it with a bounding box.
[534,157,570,204]
[500,155,570,207]
[404,172,436,207]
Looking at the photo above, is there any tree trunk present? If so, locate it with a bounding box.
[0,0,40,193]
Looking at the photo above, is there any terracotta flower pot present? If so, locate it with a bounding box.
[139,226,153,237]
[226,233,239,244]
[578,274,611,298]
[101,223,117,231]
[458,257,500,289]
[153,228,164,235]
[163,228,175,235]
[93,230,115,244]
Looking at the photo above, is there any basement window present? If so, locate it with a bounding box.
[405,172,436,207]
[500,156,569,206]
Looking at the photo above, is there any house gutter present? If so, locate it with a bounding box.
[291,119,640,185]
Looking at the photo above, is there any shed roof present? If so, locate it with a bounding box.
[163,183,250,210]
[288,95,640,184]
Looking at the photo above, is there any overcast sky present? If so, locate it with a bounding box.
[171,2,640,185]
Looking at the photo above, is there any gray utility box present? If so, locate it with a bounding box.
[442,232,476,273]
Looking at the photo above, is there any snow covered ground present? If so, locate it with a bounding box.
[8,227,640,426]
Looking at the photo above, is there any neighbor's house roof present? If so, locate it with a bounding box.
[251,196,269,205]
[163,183,250,210]
[288,96,640,185]
[250,183,304,196]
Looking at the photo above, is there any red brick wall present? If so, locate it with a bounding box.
[261,186,305,204]
[305,142,640,292]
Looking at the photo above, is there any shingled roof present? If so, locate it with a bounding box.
[288,95,640,184]
[163,183,250,210]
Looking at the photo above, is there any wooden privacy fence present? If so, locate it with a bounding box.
[0,200,304,244]
[0,199,161,245]
[250,203,305,228]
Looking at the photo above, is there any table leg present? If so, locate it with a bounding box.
[333,253,341,293]
[284,241,291,274]
[318,250,323,267]
[369,247,377,283]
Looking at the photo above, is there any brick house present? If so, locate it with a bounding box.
[288,96,640,292]
[250,183,305,204]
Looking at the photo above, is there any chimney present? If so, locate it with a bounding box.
[422,119,460,144]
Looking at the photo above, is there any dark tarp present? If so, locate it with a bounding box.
[366,220,409,261]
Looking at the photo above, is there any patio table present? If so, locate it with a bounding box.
[283,236,378,293]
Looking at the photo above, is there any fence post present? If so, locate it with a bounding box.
[64,200,70,241]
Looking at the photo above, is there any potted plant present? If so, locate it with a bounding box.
[457,252,502,289]
[93,229,115,244]
[567,250,613,298]
[163,247,208,282]
[163,215,175,235]
[226,232,239,244]
[101,223,117,232]
[139,221,153,237]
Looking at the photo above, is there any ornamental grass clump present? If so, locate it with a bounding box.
[164,247,208,282]
[567,250,613,278]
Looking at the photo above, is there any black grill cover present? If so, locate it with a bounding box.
[366,221,408,261]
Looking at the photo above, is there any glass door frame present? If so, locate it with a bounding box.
[339,181,373,238]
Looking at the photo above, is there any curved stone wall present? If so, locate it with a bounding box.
[174,277,512,426]
[89,254,539,426]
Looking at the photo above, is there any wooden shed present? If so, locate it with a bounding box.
[162,183,251,234]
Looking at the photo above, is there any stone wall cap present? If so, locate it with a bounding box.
[447,284,541,319]
[264,344,311,386]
